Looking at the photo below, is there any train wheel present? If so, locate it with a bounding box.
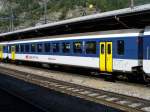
[143,74,149,84]
[104,73,116,82]
[126,73,138,82]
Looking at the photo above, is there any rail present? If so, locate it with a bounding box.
[0,65,149,112]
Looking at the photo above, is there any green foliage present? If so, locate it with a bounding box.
[0,0,149,32]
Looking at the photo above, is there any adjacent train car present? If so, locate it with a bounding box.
[143,27,150,81]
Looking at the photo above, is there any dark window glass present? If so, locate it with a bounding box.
[52,43,59,53]
[86,41,96,54]
[31,44,36,52]
[107,44,111,54]
[3,46,5,51]
[20,44,24,52]
[37,43,43,52]
[117,40,124,55]
[16,45,19,52]
[101,44,105,54]
[25,44,30,52]
[44,43,51,52]
[62,42,71,53]
[73,42,82,53]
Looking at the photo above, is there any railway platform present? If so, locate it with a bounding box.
[0,63,150,112]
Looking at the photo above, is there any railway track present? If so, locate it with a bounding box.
[0,65,150,112]
[0,86,46,112]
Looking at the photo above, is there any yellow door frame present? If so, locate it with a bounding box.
[99,42,113,72]
[106,42,112,72]
[99,42,106,72]
[11,46,15,61]
[0,45,3,60]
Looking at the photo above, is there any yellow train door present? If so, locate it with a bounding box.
[11,46,15,61]
[106,42,112,72]
[0,45,3,60]
[100,42,106,71]
[99,42,113,72]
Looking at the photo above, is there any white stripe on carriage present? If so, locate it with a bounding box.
[8,33,139,44]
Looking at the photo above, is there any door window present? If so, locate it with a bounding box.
[107,44,111,54]
[101,44,105,54]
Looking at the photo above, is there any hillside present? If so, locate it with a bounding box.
[0,0,150,32]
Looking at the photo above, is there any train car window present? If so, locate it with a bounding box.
[25,44,30,52]
[101,44,104,54]
[62,42,71,53]
[3,46,5,51]
[73,42,82,53]
[52,43,59,53]
[20,44,24,52]
[16,45,19,52]
[85,41,96,54]
[37,43,43,53]
[31,44,36,52]
[44,43,51,52]
[117,40,124,55]
[11,46,15,52]
[108,44,111,54]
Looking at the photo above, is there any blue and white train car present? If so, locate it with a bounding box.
[3,29,142,74]
[143,27,150,79]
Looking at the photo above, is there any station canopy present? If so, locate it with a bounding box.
[0,4,150,41]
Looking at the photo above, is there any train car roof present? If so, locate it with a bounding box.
[7,29,142,44]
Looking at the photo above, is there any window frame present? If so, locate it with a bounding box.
[62,42,71,53]
[52,42,60,53]
[20,44,24,53]
[25,44,30,53]
[16,44,19,53]
[31,43,36,53]
[73,41,83,54]
[85,41,97,54]
[44,42,51,53]
[37,43,43,53]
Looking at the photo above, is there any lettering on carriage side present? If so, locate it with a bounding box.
[26,55,29,59]
[48,57,56,60]
[25,55,39,60]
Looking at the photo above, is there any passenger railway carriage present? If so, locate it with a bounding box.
[0,27,150,82]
